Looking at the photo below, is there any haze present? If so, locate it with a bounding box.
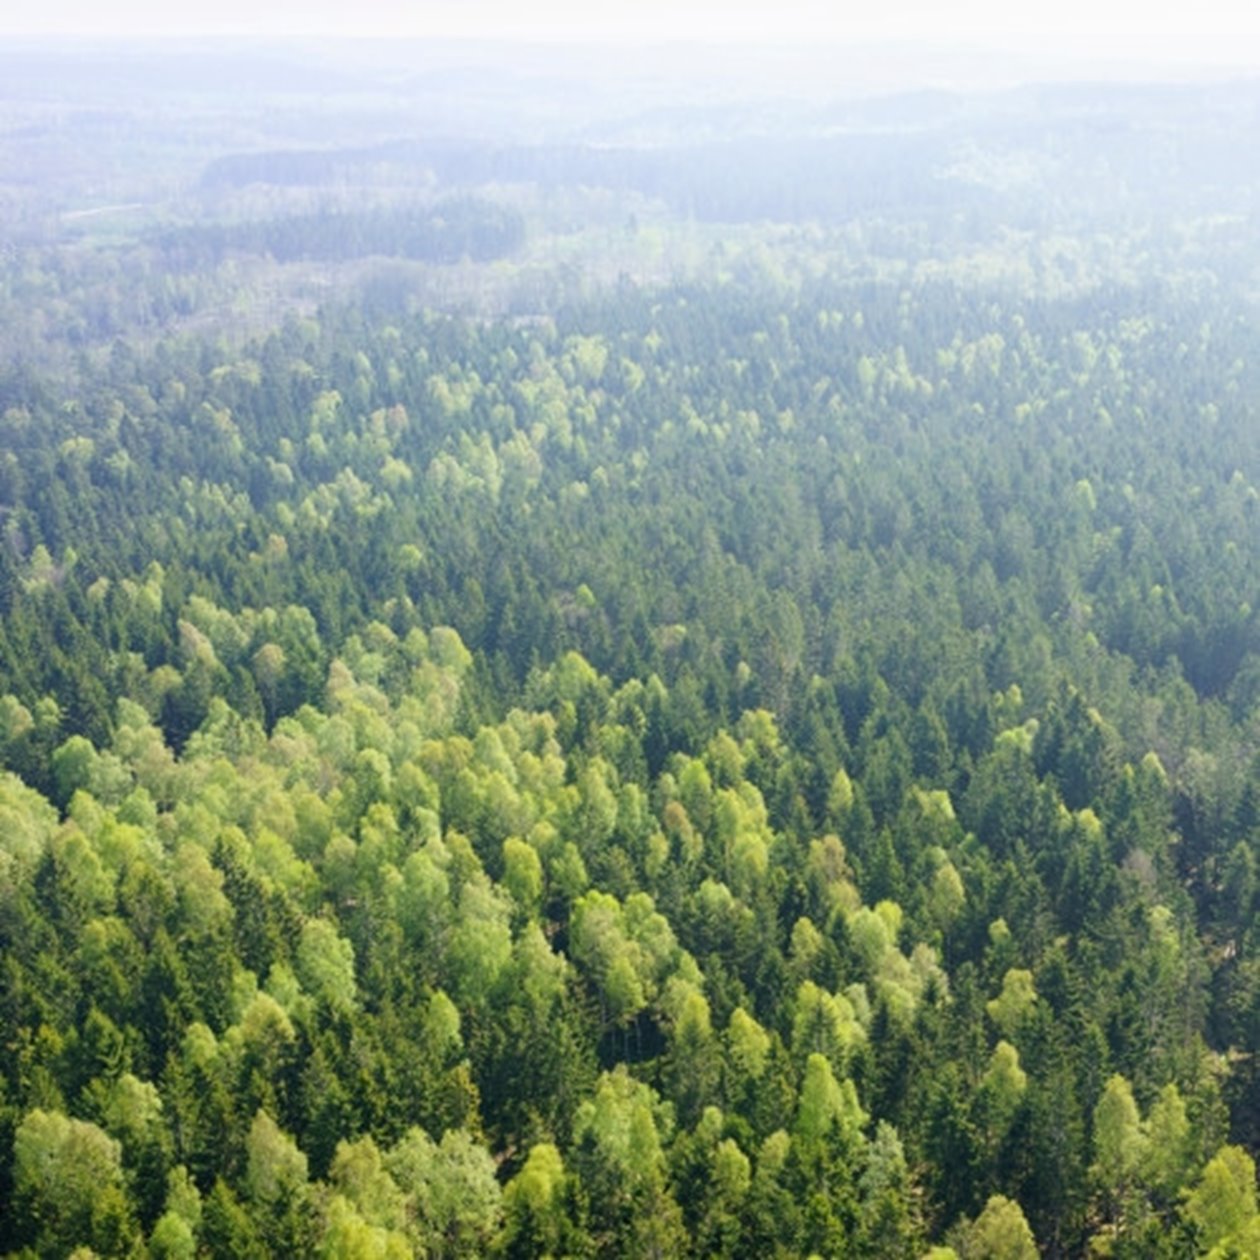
[6,0,1260,63]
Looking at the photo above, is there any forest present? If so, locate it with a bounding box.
[3,36,1260,1260]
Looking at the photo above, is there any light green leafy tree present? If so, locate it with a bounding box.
[295,916,358,1015]
[13,1108,135,1255]
[1091,1074,1147,1218]
[571,1067,686,1257]
[1182,1145,1260,1257]
[1141,1082,1195,1205]
[329,1135,408,1235]
[795,1052,867,1149]
[386,1126,503,1258]
[966,1194,1038,1259]
[496,1142,572,1257]
[986,969,1038,1039]
[791,980,866,1075]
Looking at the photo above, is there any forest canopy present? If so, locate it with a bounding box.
[3,38,1260,1260]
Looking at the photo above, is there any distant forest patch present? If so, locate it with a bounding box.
[150,198,525,267]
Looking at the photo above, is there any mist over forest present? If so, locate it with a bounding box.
[3,34,1260,1259]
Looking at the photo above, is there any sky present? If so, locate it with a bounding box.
[5,0,1260,49]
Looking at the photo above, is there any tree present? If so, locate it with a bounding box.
[986,969,1037,1040]
[966,1194,1038,1260]
[662,981,720,1124]
[386,1126,503,1258]
[149,1167,202,1260]
[328,1135,408,1237]
[502,836,543,917]
[857,1120,922,1257]
[243,1108,312,1253]
[571,1067,686,1257]
[1182,1145,1260,1256]
[295,916,358,1016]
[201,1178,266,1258]
[496,1143,576,1258]
[1091,1074,1146,1221]
[12,1107,136,1255]
[1141,1082,1194,1207]
[976,1040,1027,1159]
[319,1194,412,1259]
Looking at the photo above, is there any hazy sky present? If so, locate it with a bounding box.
[6,0,1260,48]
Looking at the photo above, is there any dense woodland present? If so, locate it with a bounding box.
[5,41,1260,1260]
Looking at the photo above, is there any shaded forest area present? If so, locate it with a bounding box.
[149,201,525,270]
[4,39,1260,1259]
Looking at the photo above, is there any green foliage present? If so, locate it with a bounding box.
[12,1108,135,1255]
[965,1194,1039,1259]
[1183,1146,1260,1257]
[4,215,1260,1257]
